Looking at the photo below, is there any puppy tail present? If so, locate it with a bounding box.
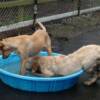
[36,21,46,31]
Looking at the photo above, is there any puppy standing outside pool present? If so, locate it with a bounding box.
[31,44,100,85]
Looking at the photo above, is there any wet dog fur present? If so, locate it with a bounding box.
[84,61,100,86]
[31,44,100,81]
[0,22,52,75]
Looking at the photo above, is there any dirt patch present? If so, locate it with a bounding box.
[46,11,100,39]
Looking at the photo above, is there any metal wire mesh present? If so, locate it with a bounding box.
[81,0,100,9]
[0,0,99,38]
[0,1,34,26]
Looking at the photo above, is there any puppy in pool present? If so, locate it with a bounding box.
[0,22,52,75]
[31,44,100,85]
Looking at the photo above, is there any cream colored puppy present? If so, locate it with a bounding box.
[31,44,100,76]
[0,22,52,75]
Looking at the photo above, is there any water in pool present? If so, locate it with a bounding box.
[0,54,21,74]
[0,52,61,76]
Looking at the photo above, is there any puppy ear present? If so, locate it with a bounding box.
[0,42,4,49]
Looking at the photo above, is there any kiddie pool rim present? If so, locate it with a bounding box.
[0,52,84,81]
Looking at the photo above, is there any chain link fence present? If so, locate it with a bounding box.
[0,0,100,39]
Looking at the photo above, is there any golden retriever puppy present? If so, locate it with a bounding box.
[0,22,52,75]
[31,44,100,77]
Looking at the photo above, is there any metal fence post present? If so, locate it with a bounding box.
[32,0,38,31]
[77,0,81,16]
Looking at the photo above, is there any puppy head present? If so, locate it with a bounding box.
[32,56,40,72]
[0,42,4,50]
[0,42,13,59]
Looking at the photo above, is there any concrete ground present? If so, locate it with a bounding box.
[0,24,100,100]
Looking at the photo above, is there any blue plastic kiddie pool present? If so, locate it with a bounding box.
[0,52,83,92]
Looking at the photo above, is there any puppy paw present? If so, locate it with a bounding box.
[83,77,97,86]
[84,81,93,86]
[20,68,27,75]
